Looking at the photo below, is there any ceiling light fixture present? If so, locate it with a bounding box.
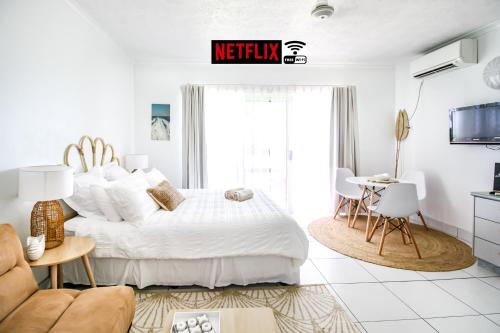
[311,0,334,20]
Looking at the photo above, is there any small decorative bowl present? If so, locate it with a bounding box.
[27,235,45,261]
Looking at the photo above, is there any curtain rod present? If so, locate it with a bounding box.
[187,83,351,87]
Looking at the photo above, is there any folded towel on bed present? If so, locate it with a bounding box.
[225,188,254,202]
[224,187,244,199]
[234,189,254,201]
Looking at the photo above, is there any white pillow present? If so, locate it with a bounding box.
[64,167,106,218]
[105,170,159,222]
[103,161,129,181]
[90,183,123,222]
[145,168,167,187]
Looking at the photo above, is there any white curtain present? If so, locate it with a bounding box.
[287,86,331,216]
[330,86,360,209]
[205,85,331,215]
[205,86,288,206]
[181,84,207,189]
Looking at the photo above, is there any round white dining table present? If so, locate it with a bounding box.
[346,176,412,241]
[346,176,404,188]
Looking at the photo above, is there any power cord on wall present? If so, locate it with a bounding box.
[409,79,425,121]
[485,145,500,151]
[394,79,425,178]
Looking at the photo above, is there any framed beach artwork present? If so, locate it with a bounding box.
[151,104,170,141]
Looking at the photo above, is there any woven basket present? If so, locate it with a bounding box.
[30,200,64,249]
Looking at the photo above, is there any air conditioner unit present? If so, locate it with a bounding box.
[410,39,477,79]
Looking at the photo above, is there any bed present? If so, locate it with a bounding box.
[61,136,309,289]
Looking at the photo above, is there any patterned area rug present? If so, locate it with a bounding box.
[132,285,360,333]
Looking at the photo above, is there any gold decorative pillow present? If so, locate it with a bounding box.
[147,180,185,211]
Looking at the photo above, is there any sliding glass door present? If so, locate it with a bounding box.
[205,87,288,207]
[287,87,331,217]
[205,85,331,216]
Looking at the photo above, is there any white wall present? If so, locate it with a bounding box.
[134,64,396,187]
[395,27,500,235]
[0,0,134,281]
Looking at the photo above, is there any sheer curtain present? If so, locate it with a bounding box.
[181,84,207,189]
[287,86,331,216]
[205,86,288,206]
[331,86,359,174]
[204,85,331,215]
[329,86,360,210]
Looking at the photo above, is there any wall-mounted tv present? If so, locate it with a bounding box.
[449,102,500,144]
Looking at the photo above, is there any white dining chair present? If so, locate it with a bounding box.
[367,183,422,258]
[333,168,367,227]
[401,170,429,230]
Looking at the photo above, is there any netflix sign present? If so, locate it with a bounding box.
[212,40,282,64]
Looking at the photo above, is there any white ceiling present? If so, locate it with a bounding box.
[72,0,500,64]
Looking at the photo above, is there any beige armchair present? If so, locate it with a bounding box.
[0,224,135,333]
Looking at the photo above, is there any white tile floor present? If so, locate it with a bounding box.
[302,233,500,333]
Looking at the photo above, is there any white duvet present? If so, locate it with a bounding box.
[65,189,309,265]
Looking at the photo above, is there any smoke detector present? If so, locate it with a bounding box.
[311,0,334,20]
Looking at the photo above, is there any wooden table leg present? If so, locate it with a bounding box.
[57,264,64,289]
[81,254,97,288]
[50,265,57,289]
[352,187,367,229]
[347,199,353,227]
[365,187,375,241]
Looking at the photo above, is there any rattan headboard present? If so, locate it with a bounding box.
[63,135,119,172]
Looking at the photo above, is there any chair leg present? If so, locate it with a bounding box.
[360,200,368,213]
[405,217,413,244]
[404,218,422,259]
[364,188,376,242]
[397,218,407,245]
[368,215,382,242]
[347,199,353,227]
[417,211,429,231]
[378,218,389,256]
[333,197,345,220]
[352,187,367,229]
[402,218,412,244]
[352,200,361,229]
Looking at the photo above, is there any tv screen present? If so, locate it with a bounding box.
[449,102,500,144]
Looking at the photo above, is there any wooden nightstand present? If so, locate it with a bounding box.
[27,236,97,289]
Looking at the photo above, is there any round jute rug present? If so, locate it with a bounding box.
[308,216,475,271]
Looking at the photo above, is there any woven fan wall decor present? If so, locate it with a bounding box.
[394,109,410,178]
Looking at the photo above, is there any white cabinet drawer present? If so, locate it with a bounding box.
[474,237,500,267]
[475,217,500,245]
[475,198,500,223]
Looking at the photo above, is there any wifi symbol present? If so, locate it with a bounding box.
[285,40,306,55]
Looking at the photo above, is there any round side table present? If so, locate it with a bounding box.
[27,236,97,289]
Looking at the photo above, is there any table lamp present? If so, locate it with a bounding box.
[19,165,73,249]
[125,154,149,172]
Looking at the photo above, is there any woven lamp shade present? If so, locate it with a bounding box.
[31,201,65,249]
[19,165,73,249]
